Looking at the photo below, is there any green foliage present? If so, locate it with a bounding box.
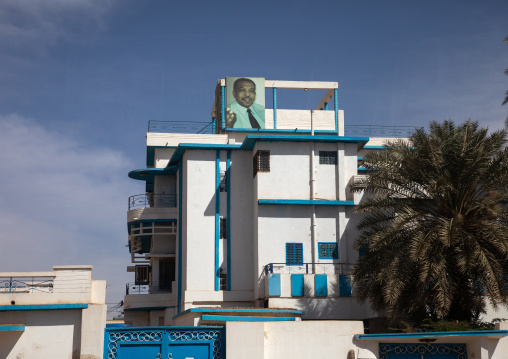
[351,120,508,325]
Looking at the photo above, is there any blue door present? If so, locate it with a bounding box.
[168,343,210,359]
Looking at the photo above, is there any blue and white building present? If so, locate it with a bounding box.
[118,78,508,359]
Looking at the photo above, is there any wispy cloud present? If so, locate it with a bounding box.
[0,114,136,304]
[0,0,118,50]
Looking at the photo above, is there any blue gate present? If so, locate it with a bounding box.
[379,343,467,359]
[104,326,225,359]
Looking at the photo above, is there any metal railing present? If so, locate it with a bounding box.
[0,277,54,294]
[125,281,173,295]
[128,194,176,210]
[148,120,214,134]
[345,125,420,138]
[264,262,355,275]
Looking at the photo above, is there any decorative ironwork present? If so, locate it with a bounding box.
[379,343,467,359]
[128,194,177,210]
[148,120,214,134]
[168,330,222,359]
[107,331,163,359]
[265,262,355,275]
[106,328,224,359]
[125,281,173,295]
[345,125,421,138]
[0,277,54,294]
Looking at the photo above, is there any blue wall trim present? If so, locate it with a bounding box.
[0,304,88,311]
[291,274,304,296]
[215,150,220,291]
[173,307,304,319]
[169,144,242,164]
[242,135,369,150]
[225,129,338,134]
[268,273,281,297]
[363,145,386,150]
[259,199,355,206]
[355,330,508,340]
[202,315,296,322]
[334,88,338,133]
[226,150,231,291]
[177,163,183,313]
[0,325,25,331]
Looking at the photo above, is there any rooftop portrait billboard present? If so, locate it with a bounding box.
[225,77,265,129]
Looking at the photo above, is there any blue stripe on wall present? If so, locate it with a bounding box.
[226,150,231,291]
[215,150,220,291]
[315,274,328,296]
[339,274,352,297]
[291,274,304,297]
[177,163,183,312]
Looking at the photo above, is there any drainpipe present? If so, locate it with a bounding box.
[310,111,317,273]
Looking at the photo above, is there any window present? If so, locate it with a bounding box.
[219,170,227,192]
[286,243,303,265]
[135,265,150,285]
[319,151,337,165]
[220,217,227,240]
[253,150,270,176]
[219,267,227,291]
[318,242,339,259]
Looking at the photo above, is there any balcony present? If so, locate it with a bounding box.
[128,194,176,210]
[264,262,354,275]
[125,281,173,295]
[0,276,54,294]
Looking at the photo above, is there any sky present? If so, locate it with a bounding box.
[0,0,507,311]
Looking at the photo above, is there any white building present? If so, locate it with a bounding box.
[123,79,401,327]
[0,265,106,359]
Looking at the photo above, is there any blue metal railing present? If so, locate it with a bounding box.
[148,120,214,134]
[0,277,54,294]
[264,262,355,275]
[125,281,172,295]
[128,194,176,210]
[345,125,420,137]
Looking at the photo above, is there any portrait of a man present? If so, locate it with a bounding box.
[225,77,265,129]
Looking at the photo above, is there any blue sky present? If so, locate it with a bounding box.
[0,0,507,308]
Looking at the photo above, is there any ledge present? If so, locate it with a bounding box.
[258,199,355,206]
[355,330,508,341]
[201,315,297,322]
[0,304,88,312]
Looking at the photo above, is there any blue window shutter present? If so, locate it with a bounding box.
[286,243,303,265]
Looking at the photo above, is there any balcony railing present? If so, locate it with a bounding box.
[148,120,214,134]
[128,194,177,210]
[125,281,173,295]
[0,277,54,294]
[345,125,420,138]
[265,262,355,275]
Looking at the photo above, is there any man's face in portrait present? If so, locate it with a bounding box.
[233,80,256,108]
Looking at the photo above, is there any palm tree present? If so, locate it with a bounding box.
[351,120,508,324]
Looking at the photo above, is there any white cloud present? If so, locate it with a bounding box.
[0,114,137,306]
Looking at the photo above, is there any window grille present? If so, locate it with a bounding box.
[220,217,227,240]
[253,150,270,176]
[219,268,227,291]
[286,243,303,265]
[219,170,227,192]
[318,242,339,259]
[319,151,337,165]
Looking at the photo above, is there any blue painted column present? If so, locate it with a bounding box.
[226,150,231,291]
[273,87,277,129]
[212,117,216,134]
[324,102,328,110]
[215,150,220,291]
[177,163,183,312]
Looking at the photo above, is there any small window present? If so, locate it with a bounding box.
[253,150,270,176]
[220,217,227,240]
[318,242,339,259]
[286,243,303,265]
[219,170,227,192]
[319,151,337,165]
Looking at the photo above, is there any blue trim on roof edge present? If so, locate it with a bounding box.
[258,199,355,206]
[355,330,508,340]
[0,304,88,311]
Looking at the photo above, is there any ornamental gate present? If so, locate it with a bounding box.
[379,343,467,359]
[104,327,225,359]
